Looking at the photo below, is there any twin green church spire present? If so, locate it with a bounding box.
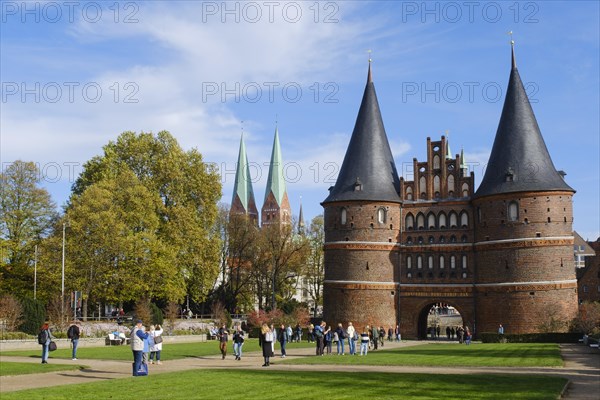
[231,125,291,225]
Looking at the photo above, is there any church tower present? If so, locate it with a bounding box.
[261,126,291,226]
[231,134,258,222]
[322,62,401,329]
[472,42,578,333]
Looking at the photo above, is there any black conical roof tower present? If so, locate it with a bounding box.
[474,43,574,198]
[323,63,400,204]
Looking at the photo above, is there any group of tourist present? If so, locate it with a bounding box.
[428,325,473,344]
[130,320,164,375]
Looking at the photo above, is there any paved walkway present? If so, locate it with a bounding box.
[1,341,598,398]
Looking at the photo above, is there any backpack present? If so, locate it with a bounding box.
[38,329,49,344]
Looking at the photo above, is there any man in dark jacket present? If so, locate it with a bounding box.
[218,324,229,360]
[278,323,288,357]
[67,321,81,360]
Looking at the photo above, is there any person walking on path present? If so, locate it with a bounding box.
[259,323,273,366]
[149,324,163,365]
[131,320,149,376]
[232,325,245,360]
[38,322,53,364]
[346,322,356,355]
[379,326,385,347]
[278,323,288,358]
[218,324,229,360]
[67,321,81,360]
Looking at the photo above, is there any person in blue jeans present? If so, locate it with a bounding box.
[67,321,81,360]
[335,323,346,355]
[39,322,53,364]
[232,325,245,360]
[130,320,149,376]
[278,323,288,357]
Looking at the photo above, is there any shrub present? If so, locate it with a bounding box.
[572,301,600,335]
[150,302,164,326]
[480,332,583,343]
[18,297,46,335]
[0,331,36,340]
[0,294,23,331]
[134,299,152,324]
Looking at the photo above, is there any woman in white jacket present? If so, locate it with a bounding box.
[149,324,163,364]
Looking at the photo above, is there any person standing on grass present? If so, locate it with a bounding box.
[259,323,273,366]
[278,323,288,358]
[131,320,149,376]
[67,321,81,360]
[325,325,333,355]
[360,328,370,356]
[149,324,163,365]
[446,326,451,340]
[335,323,346,355]
[39,322,53,364]
[379,326,385,347]
[395,325,401,342]
[232,325,245,360]
[218,324,229,360]
[465,326,472,345]
[371,324,379,350]
[308,323,314,343]
[346,322,356,355]
[498,324,504,335]
[286,325,293,344]
[314,321,325,356]
[295,324,302,342]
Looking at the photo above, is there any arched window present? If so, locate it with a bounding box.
[405,213,414,230]
[406,186,413,200]
[447,174,455,192]
[462,255,468,269]
[377,208,386,224]
[460,211,469,228]
[433,154,441,169]
[508,201,519,221]
[462,183,469,197]
[440,256,445,269]
[433,175,441,193]
[419,176,427,197]
[438,212,447,229]
[406,236,413,244]
[450,235,457,243]
[428,255,434,269]
[450,256,456,269]
[417,256,423,269]
[341,208,347,225]
[428,236,435,243]
[407,256,412,269]
[427,213,436,229]
[417,213,425,230]
[449,212,458,228]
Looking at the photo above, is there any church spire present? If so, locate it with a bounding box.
[323,60,400,204]
[231,133,258,220]
[474,40,573,198]
[262,124,291,225]
[298,197,305,234]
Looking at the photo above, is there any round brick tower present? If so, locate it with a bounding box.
[321,63,401,329]
[472,43,578,334]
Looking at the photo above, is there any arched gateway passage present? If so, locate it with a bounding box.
[417,302,464,340]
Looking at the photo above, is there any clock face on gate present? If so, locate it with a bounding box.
[448,164,455,171]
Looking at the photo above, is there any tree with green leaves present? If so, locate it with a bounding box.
[0,161,57,298]
[71,131,222,305]
[65,170,182,318]
[305,215,325,317]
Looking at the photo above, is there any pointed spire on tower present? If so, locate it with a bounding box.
[262,123,291,225]
[474,38,574,198]
[367,49,373,83]
[509,31,517,69]
[460,147,468,177]
[231,130,258,220]
[445,130,453,159]
[323,59,400,204]
[298,196,305,234]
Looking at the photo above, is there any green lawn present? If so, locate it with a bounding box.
[0,361,86,376]
[0,339,311,361]
[283,343,563,367]
[0,369,567,399]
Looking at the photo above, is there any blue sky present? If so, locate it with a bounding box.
[1,1,599,240]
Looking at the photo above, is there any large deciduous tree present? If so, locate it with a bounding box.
[0,161,57,298]
[71,131,221,304]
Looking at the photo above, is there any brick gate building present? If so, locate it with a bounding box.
[322,44,578,339]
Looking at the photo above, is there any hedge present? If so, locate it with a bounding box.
[479,332,583,343]
[18,298,46,335]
